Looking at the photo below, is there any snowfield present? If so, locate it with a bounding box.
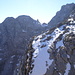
[30,16,75,75]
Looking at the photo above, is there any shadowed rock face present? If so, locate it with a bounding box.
[48,3,75,29]
[0,15,47,75]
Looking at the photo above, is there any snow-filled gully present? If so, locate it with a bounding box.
[29,22,75,75]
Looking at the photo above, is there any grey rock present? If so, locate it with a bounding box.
[48,3,75,29]
[0,15,47,75]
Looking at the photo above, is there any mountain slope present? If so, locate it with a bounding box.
[28,10,75,75]
[0,15,47,75]
[48,3,75,29]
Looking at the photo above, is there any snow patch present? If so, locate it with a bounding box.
[0,58,2,60]
[22,30,27,32]
[31,24,75,75]
[48,27,64,48]
[63,25,75,37]
[59,72,62,75]
[67,54,70,58]
[74,65,75,69]
[69,14,74,17]
[64,63,70,75]
[11,55,15,58]
[42,24,48,27]
[73,21,75,23]
[32,25,65,58]
[16,63,20,66]
[33,49,39,58]
[31,46,54,75]
[56,40,64,49]
[68,18,74,21]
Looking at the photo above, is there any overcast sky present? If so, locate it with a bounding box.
[0,0,75,23]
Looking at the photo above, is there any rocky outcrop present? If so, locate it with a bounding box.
[45,33,75,75]
[48,3,75,29]
[45,14,75,75]
[0,15,47,75]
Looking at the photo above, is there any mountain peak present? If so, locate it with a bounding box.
[16,15,34,21]
[3,17,15,23]
[48,3,75,29]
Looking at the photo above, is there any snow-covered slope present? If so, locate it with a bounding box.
[30,14,75,75]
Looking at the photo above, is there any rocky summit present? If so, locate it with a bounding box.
[0,15,47,75]
[48,3,75,29]
[0,3,75,75]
